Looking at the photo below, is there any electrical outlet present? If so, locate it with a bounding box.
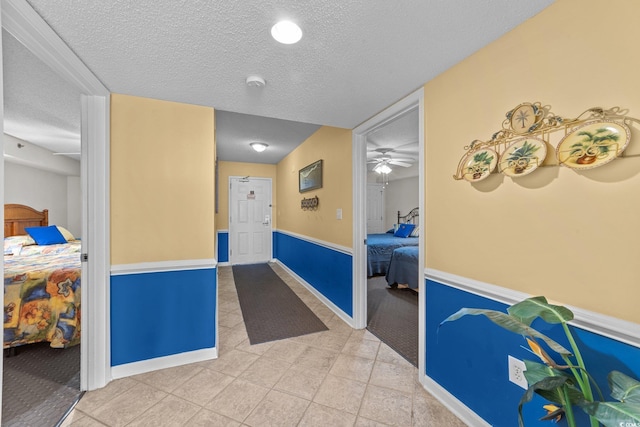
[508,355,528,389]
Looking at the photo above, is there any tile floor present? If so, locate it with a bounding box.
[62,264,467,426]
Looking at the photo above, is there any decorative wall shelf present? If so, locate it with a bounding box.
[454,103,638,181]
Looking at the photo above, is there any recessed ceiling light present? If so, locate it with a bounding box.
[271,20,302,44]
[250,142,268,152]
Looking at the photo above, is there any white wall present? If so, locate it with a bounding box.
[67,175,81,237]
[4,161,76,231]
[384,176,419,229]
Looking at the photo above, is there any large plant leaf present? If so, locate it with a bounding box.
[518,376,572,427]
[609,371,640,403]
[508,296,574,326]
[579,401,640,427]
[440,308,572,356]
[523,361,584,405]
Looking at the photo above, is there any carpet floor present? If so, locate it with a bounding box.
[2,343,80,426]
[367,275,418,366]
[233,263,328,344]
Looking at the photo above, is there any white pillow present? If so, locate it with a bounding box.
[410,226,420,237]
[56,226,76,242]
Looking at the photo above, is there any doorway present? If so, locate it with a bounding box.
[228,177,273,265]
[352,88,425,371]
[0,2,111,420]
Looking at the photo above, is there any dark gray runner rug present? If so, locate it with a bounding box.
[233,263,328,344]
[367,276,418,366]
[2,342,80,426]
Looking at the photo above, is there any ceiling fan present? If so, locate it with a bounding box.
[367,147,416,172]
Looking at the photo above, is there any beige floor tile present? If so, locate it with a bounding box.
[238,356,291,388]
[234,338,275,355]
[186,408,241,426]
[294,330,350,352]
[412,383,467,427]
[132,364,203,393]
[218,310,244,328]
[354,416,392,426]
[75,377,138,412]
[219,322,249,349]
[204,378,269,422]
[171,368,235,406]
[67,412,109,427]
[342,335,381,359]
[88,382,167,427]
[199,348,259,377]
[273,365,327,400]
[298,402,357,427]
[262,339,310,363]
[359,384,412,426]
[244,389,310,427]
[313,374,367,415]
[325,315,355,335]
[218,299,241,313]
[329,353,375,383]
[309,304,337,323]
[369,360,416,394]
[127,395,200,427]
[376,343,414,367]
[294,345,339,373]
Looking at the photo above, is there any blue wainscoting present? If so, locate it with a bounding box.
[111,267,217,366]
[426,278,640,427]
[274,231,352,317]
[217,231,229,263]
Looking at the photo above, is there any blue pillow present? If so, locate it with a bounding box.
[25,226,67,245]
[393,223,415,238]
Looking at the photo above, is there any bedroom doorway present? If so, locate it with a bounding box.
[1,1,111,422]
[228,177,273,265]
[352,87,424,370]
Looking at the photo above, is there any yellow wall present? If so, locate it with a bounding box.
[216,161,277,230]
[111,94,215,264]
[277,126,353,248]
[424,0,640,323]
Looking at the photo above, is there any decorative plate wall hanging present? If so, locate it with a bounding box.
[462,148,498,182]
[453,104,638,182]
[499,137,547,177]
[556,120,631,170]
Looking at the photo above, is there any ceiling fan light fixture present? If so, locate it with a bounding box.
[374,163,392,174]
[250,142,268,152]
[271,20,302,44]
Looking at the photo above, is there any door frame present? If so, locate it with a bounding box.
[1,0,111,394]
[228,176,273,265]
[352,87,425,368]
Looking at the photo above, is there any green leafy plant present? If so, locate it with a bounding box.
[440,296,640,427]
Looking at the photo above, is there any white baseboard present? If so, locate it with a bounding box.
[111,347,218,379]
[419,374,491,427]
[273,260,355,328]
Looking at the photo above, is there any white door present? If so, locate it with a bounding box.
[367,184,385,233]
[229,177,273,264]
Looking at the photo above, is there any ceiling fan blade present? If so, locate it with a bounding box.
[388,160,412,167]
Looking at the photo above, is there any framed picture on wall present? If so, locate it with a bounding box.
[299,159,323,193]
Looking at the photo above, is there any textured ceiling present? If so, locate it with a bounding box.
[5,0,554,164]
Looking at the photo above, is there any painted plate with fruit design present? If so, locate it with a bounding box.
[462,148,498,182]
[499,137,547,177]
[556,120,630,170]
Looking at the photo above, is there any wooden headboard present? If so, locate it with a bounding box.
[4,204,49,237]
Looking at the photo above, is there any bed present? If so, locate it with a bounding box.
[367,207,419,277]
[4,204,81,350]
[385,246,419,289]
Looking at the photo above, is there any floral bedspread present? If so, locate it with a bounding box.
[4,245,81,349]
